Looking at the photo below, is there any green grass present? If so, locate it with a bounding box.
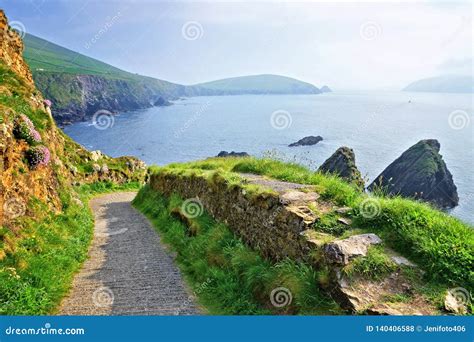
[0,182,140,315]
[133,185,342,315]
[343,246,398,280]
[154,157,474,291]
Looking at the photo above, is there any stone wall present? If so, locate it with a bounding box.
[150,171,315,261]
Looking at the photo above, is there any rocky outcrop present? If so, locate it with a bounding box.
[33,72,182,125]
[153,96,172,106]
[217,151,250,158]
[320,85,332,93]
[289,135,323,147]
[324,233,382,265]
[318,147,364,187]
[368,139,458,208]
[0,11,33,85]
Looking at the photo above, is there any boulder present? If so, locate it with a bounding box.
[90,150,102,162]
[288,135,323,147]
[318,147,364,187]
[92,163,101,173]
[153,96,172,106]
[217,151,249,158]
[100,164,109,174]
[323,233,382,265]
[368,139,458,208]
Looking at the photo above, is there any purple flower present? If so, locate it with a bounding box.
[13,114,42,144]
[26,146,51,168]
[43,99,52,108]
[20,114,34,129]
[31,129,42,143]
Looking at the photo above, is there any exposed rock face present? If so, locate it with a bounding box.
[324,233,382,265]
[0,11,33,85]
[318,147,364,187]
[288,135,323,147]
[320,85,332,93]
[217,151,250,158]
[153,96,172,106]
[33,72,181,125]
[368,139,458,208]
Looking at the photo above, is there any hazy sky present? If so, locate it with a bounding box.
[1,0,472,90]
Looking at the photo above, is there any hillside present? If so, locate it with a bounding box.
[189,74,321,95]
[23,33,185,124]
[23,34,325,124]
[0,10,146,314]
[403,75,473,93]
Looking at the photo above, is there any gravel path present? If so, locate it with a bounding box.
[59,192,200,315]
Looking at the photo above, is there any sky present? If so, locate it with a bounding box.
[1,0,472,90]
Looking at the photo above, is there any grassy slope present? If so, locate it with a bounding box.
[192,74,320,94]
[24,34,321,96]
[23,33,183,113]
[24,33,132,78]
[153,157,474,293]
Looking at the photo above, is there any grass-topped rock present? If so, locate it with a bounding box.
[318,146,364,188]
[369,139,458,208]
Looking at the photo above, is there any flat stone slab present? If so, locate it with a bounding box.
[324,233,382,265]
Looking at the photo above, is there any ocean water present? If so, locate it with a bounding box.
[64,92,473,224]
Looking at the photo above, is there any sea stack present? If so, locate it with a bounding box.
[368,139,458,208]
[289,135,323,147]
[318,147,364,188]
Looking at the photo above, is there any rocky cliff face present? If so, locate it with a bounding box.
[368,139,458,208]
[0,13,33,85]
[318,147,364,188]
[0,10,146,229]
[33,72,185,125]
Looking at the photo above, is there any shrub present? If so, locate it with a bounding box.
[13,114,41,144]
[26,146,50,168]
